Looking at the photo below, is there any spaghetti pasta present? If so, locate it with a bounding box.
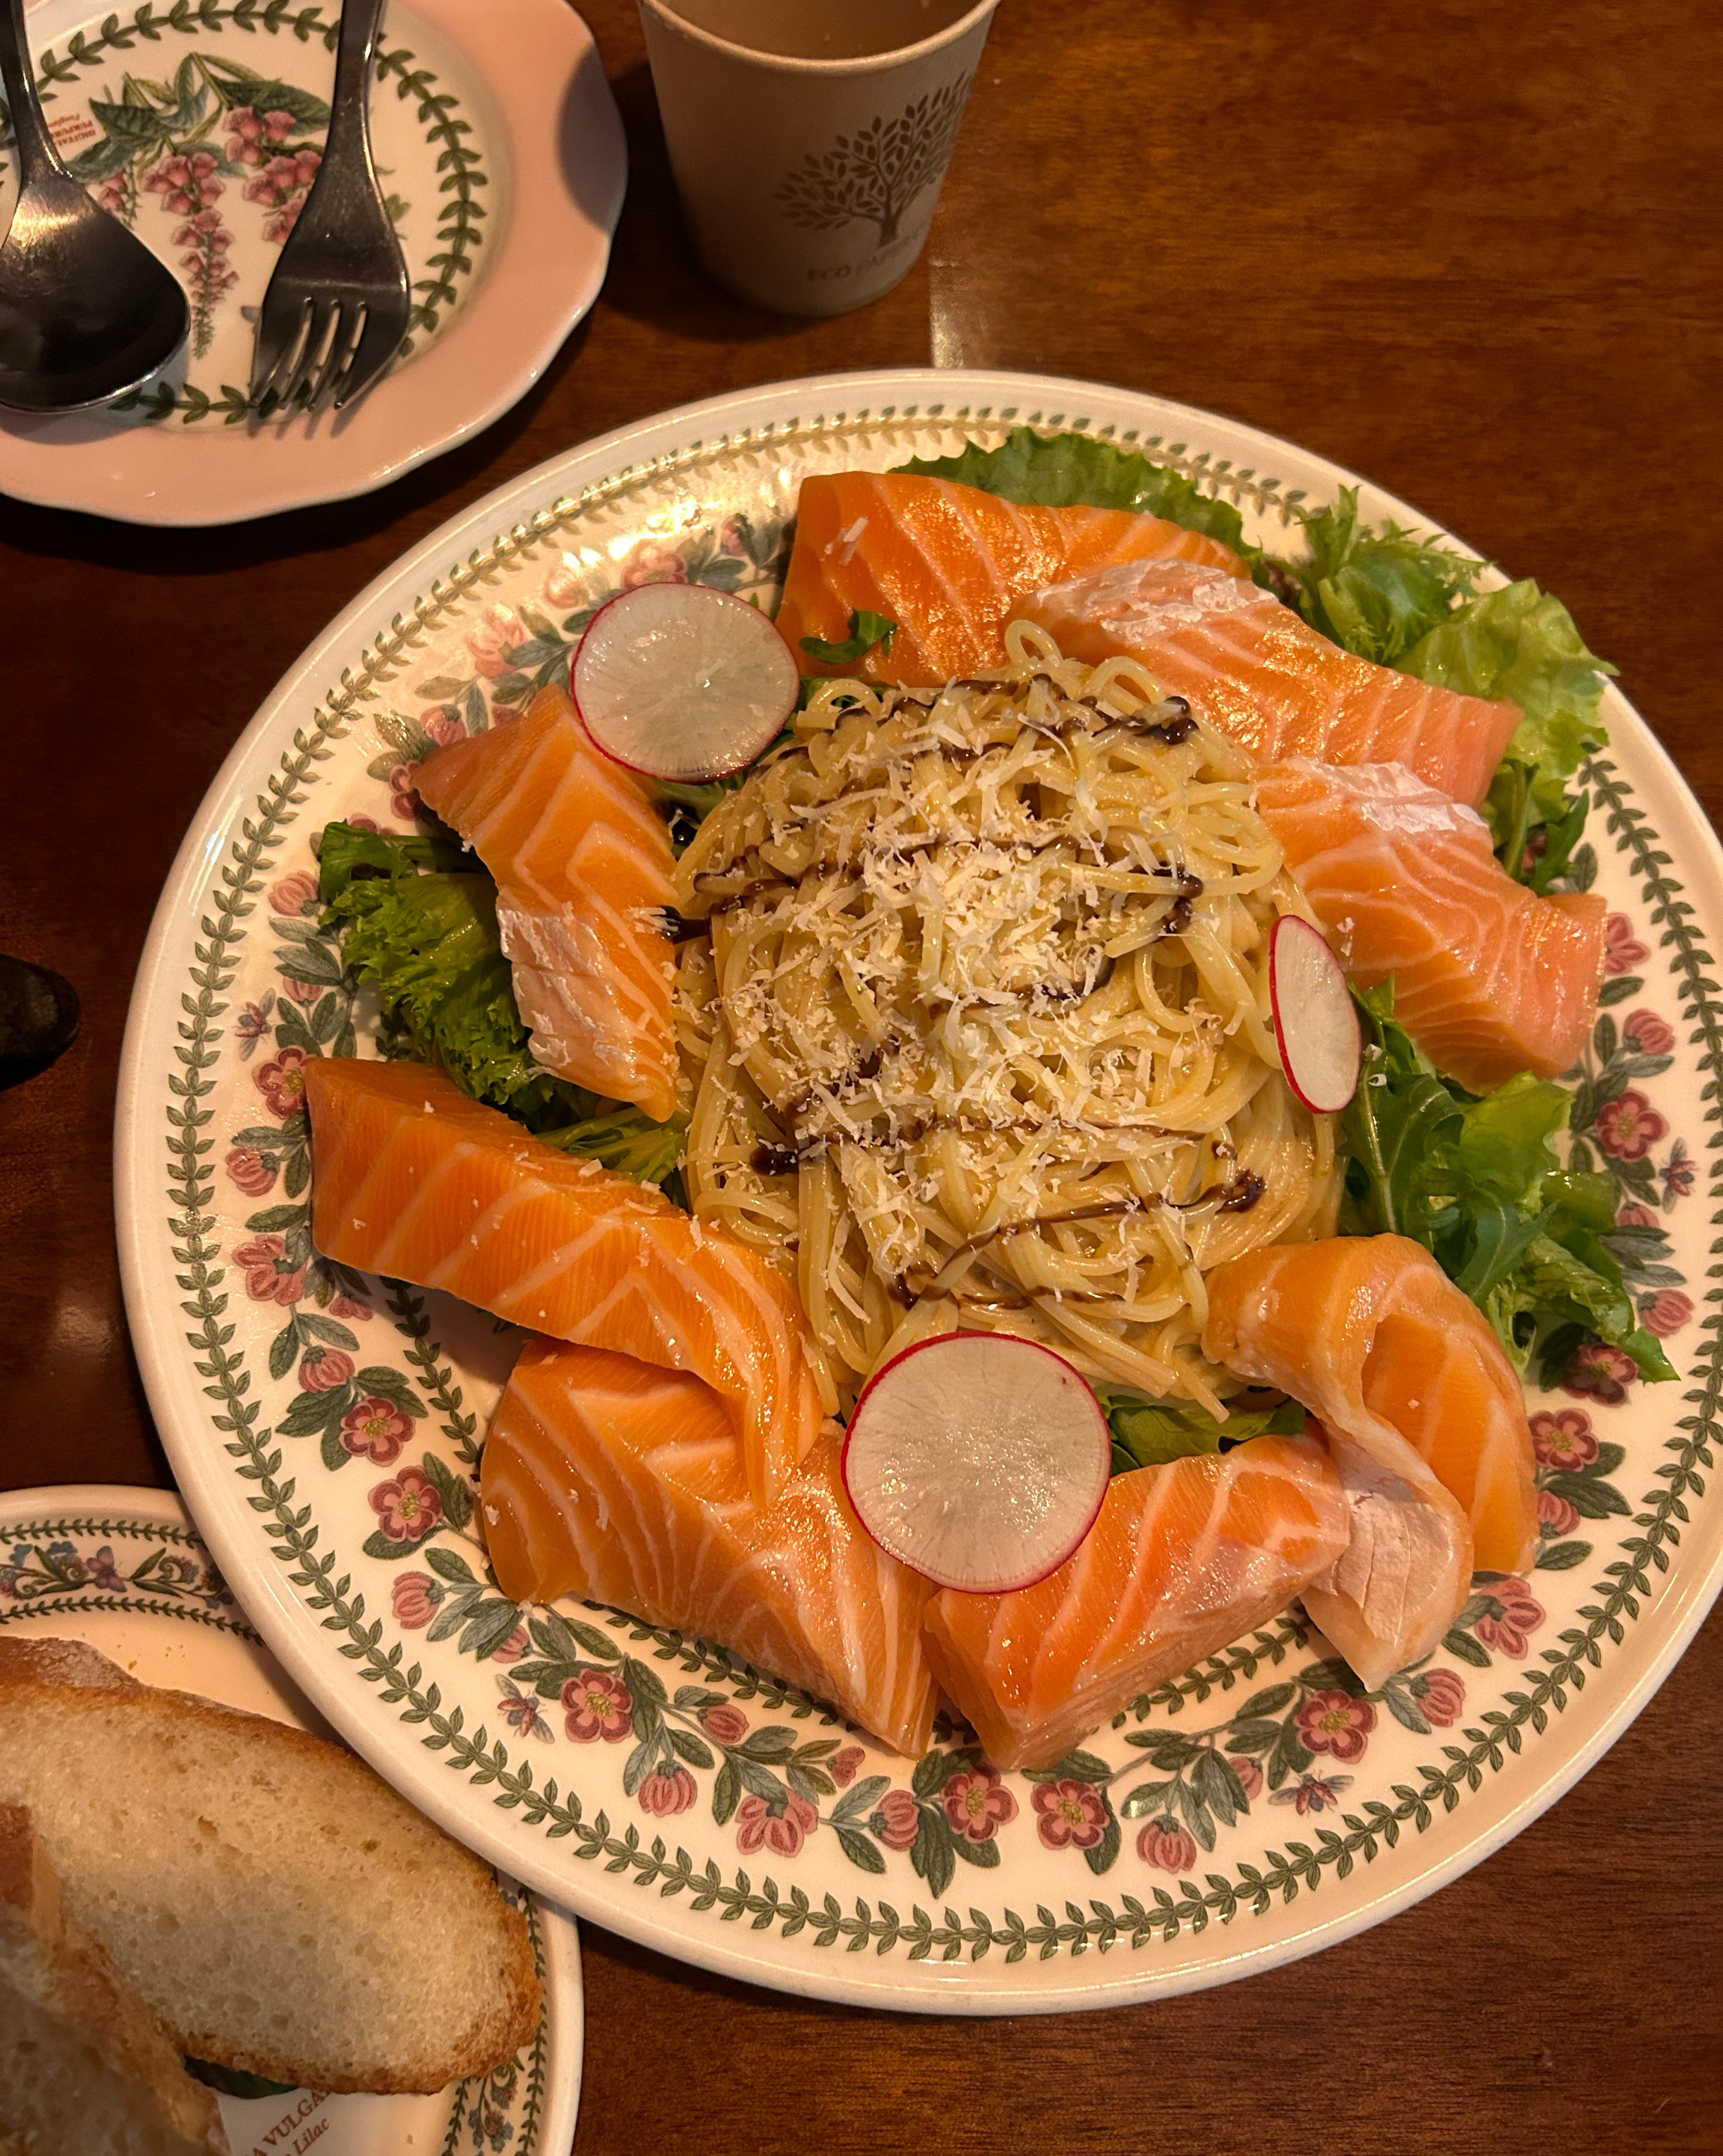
[674,622,1341,1416]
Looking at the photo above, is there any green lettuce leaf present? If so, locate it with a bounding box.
[319,823,687,1189]
[1401,580,1615,890]
[316,817,466,903]
[1101,1392,1304,1476]
[798,608,898,667]
[1279,487,1484,664]
[894,426,1253,562]
[1341,982,1671,1382]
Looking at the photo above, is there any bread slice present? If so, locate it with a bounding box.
[0,1682,540,2095]
[0,1803,227,2156]
[0,1636,139,1689]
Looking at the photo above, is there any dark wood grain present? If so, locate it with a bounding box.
[3,0,1719,2146]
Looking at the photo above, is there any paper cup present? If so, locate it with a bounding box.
[638,0,998,316]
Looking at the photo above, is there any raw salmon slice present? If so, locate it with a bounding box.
[1202,1235,1541,1686]
[417,687,679,1122]
[1022,559,1523,808]
[1203,1235,1538,1570]
[1254,758,1606,1090]
[920,1435,1349,1772]
[775,470,1249,688]
[482,1341,937,1756]
[303,1058,822,1506]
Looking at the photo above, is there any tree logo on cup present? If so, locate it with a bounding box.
[774,76,972,247]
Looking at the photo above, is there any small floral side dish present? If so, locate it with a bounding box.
[0,1484,584,2152]
[0,0,625,523]
[117,370,1723,2012]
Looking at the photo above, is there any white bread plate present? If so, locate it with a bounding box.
[0,1483,583,2156]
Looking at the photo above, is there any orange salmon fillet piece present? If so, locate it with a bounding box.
[304,1059,822,1506]
[775,470,1248,688]
[920,1436,1348,1772]
[1022,559,1523,809]
[417,687,679,1122]
[1254,758,1606,1091]
[1203,1235,1538,1573]
[482,1341,937,1755]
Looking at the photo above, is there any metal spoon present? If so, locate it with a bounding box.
[0,0,188,413]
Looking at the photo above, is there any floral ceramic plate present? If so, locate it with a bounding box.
[116,369,1723,2012]
[0,0,624,524]
[0,1483,583,2149]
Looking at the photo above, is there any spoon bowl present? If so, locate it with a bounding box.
[0,0,190,414]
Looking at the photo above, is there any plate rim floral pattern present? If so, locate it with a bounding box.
[0,1481,584,2147]
[115,369,1723,2013]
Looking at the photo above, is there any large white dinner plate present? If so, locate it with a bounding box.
[116,369,1723,2011]
[0,0,624,524]
[0,1484,583,2149]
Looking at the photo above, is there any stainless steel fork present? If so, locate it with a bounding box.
[248,0,411,417]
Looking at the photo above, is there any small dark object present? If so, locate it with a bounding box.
[1218,1169,1267,1214]
[750,1143,801,1177]
[0,954,80,1075]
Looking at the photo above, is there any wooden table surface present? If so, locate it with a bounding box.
[4,0,1719,2146]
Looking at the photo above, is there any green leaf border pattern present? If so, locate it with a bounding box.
[23,0,488,422]
[0,1510,552,2151]
[159,410,1719,1964]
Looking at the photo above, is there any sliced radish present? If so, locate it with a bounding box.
[571,583,799,782]
[1270,913,1362,1114]
[842,1333,1111,1595]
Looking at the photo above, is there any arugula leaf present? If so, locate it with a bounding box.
[1277,487,1484,664]
[894,426,1254,563]
[1342,982,1671,1382]
[1101,1392,1304,1476]
[320,828,688,1188]
[799,609,899,667]
[1401,581,1614,889]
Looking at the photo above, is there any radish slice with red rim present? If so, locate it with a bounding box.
[571,583,799,783]
[1270,913,1362,1114]
[841,1333,1112,1594]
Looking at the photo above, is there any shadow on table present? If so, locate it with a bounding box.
[597,62,814,347]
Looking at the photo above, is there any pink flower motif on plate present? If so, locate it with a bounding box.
[1621,1009,1676,1054]
[1603,913,1650,976]
[561,1668,633,1742]
[467,604,525,678]
[735,1792,817,1857]
[1474,1576,1546,1658]
[1137,1816,1198,1873]
[254,1045,310,1118]
[330,1294,372,1322]
[1615,1201,1659,1229]
[829,1746,866,1789]
[225,1144,277,1197]
[942,1768,1017,1844]
[1563,1342,1639,1405]
[231,1233,304,1306]
[299,1348,354,1393]
[716,514,751,558]
[541,557,585,611]
[341,1395,412,1464]
[490,1626,529,1665]
[1530,1407,1598,1469]
[1537,1487,1581,1535]
[1411,1668,1466,1726]
[1295,1689,1377,1763]
[1594,1089,1668,1161]
[699,1703,749,1745]
[1227,1754,1265,1801]
[873,1790,921,1850]
[1032,1778,1108,1852]
[638,1767,699,1818]
[392,1572,442,1629]
[281,974,324,1007]
[1641,1289,1692,1338]
[368,1464,442,1542]
[620,540,690,589]
[390,762,423,821]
